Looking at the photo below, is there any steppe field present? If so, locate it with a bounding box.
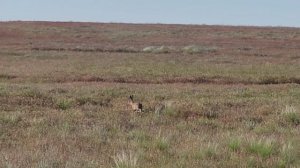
[0,21,299,168]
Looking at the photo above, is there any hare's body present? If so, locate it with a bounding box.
[128,95,143,112]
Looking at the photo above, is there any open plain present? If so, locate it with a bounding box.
[0,22,299,167]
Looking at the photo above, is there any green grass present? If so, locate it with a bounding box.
[281,105,300,125]
[228,138,241,152]
[155,137,170,151]
[278,142,299,167]
[246,138,276,159]
[56,99,73,110]
[202,143,219,160]
[194,143,219,160]
[0,113,22,127]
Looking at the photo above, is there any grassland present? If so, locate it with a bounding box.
[0,21,300,167]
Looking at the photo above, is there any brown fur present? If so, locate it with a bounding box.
[128,95,143,112]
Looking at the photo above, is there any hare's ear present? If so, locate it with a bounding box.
[129,95,133,99]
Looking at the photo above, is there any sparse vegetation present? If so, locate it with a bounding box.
[278,142,297,167]
[113,151,138,168]
[155,136,169,151]
[142,46,171,53]
[200,143,219,160]
[56,99,73,110]
[228,137,241,152]
[0,22,299,167]
[281,105,300,125]
[246,138,276,159]
[182,45,217,54]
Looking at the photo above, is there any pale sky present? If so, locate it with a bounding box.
[1,0,299,27]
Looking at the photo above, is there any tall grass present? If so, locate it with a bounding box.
[278,142,298,167]
[281,105,300,125]
[246,138,276,159]
[228,137,241,152]
[113,151,138,168]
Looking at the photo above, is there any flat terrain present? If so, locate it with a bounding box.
[0,21,299,167]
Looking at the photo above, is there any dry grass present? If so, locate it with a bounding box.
[0,21,300,167]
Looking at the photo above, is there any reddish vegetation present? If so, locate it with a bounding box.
[1,21,300,52]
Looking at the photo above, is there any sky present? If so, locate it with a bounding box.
[1,0,300,27]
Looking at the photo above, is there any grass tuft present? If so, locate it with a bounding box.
[56,99,73,110]
[277,142,299,167]
[228,137,241,152]
[0,114,22,127]
[155,136,169,151]
[201,102,221,119]
[204,144,219,159]
[246,138,276,159]
[164,107,180,118]
[76,96,97,106]
[281,105,300,125]
[113,151,138,168]
[195,143,219,160]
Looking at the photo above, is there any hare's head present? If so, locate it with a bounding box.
[129,95,134,100]
[128,95,134,104]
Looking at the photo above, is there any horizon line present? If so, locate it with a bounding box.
[1,20,300,29]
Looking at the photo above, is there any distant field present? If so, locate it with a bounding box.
[0,21,299,167]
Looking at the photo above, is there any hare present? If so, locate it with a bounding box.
[128,95,143,112]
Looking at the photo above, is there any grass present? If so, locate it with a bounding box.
[182,45,217,54]
[113,151,138,168]
[0,22,299,167]
[281,105,300,125]
[56,99,73,110]
[228,137,241,152]
[278,142,298,167]
[246,138,276,159]
[142,46,171,53]
[0,113,22,127]
[201,143,219,160]
[155,136,170,151]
